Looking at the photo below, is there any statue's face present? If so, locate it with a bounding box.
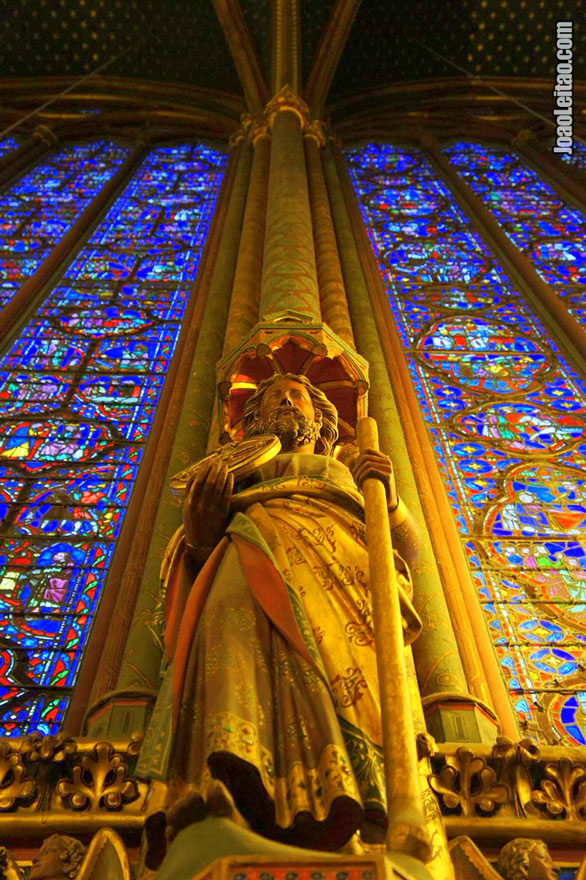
[259,378,316,424]
[29,843,67,880]
[527,843,557,880]
[250,376,322,453]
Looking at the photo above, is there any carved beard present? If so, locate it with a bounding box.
[247,406,321,451]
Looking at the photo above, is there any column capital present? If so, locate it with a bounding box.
[231,113,271,146]
[304,119,327,148]
[264,84,310,129]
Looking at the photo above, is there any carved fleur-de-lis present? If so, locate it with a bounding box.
[491,735,540,767]
[19,732,76,763]
[531,758,586,821]
[0,742,36,811]
[429,747,510,816]
[56,742,138,811]
[490,736,542,818]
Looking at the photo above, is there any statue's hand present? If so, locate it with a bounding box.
[351,447,398,509]
[183,459,234,554]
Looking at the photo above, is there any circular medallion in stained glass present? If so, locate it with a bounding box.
[547,691,586,746]
[386,241,488,283]
[531,240,586,284]
[368,185,446,217]
[454,403,586,455]
[57,307,151,337]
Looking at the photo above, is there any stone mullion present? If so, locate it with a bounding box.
[514,138,586,209]
[0,125,54,189]
[327,143,520,741]
[428,141,586,375]
[304,132,355,345]
[82,139,252,737]
[222,129,271,355]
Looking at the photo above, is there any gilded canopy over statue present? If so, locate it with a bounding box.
[138,372,422,850]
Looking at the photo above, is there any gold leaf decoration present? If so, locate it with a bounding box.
[0,741,36,811]
[56,742,139,811]
[429,747,510,817]
[531,758,586,821]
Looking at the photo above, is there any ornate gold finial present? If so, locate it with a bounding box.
[264,85,310,129]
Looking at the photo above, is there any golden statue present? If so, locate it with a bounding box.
[496,838,558,880]
[28,836,85,880]
[448,835,586,880]
[0,830,130,880]
[138,373,422,851]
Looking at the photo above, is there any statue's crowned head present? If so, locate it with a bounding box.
[497,838,557,880]
[29,834,86,880]
[242,373,339,456]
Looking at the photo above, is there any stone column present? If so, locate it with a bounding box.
[304,125,355,346]
[222,121,271,356]
[259,88,321,321]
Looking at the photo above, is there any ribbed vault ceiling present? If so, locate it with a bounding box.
[0,0,582,104]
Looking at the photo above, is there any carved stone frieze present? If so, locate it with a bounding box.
[56,742,139,812]
[0,735,146,829]
[429,747,510,817]
[0,742,36,811]
[429,739,586,833]
[531,757,586,821]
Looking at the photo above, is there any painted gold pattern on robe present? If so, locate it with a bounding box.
[139,455,420,837]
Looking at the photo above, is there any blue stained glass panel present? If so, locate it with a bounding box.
[346,142,586,745]
[0,141,226,734]
[0,141,129,309]
[443,142,586,327]
[561,141,586,175]
[0,138,19,161]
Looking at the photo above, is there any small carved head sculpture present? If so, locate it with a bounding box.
[497,838,557,880]
[243,373,339,456]
[29,835,86,880]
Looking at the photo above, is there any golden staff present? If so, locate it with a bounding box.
[357,416,431,862]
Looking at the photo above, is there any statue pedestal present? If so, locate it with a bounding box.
[154,818,433,880]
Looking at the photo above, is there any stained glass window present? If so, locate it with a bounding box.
[0,141,129,310]
[0,142,226,735]
[561,141,586,175]
[345,143,586,746]
[443,142,586,328]
[0,138,20,161]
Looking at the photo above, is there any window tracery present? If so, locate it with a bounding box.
[346,142,586,746]
[0,141,226,734]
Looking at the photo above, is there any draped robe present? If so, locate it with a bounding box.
[138,453,421,849]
